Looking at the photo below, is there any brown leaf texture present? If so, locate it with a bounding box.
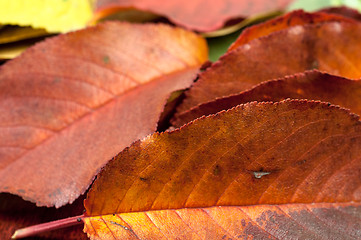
[173,70,361,127]
[228,9,355,52]
[177,21,361,115]
[94,0,292,32]
[83,202,361,240]
[84,100,361,238]
[0,22,208,207]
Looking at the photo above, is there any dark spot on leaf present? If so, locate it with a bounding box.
[241,219,246,227]
[222,235,227,239]
[140,177,148,181]
[213,165,221,176]
[17,189,25,193]
[297,159,306,165]
[103,55,110,64]
[53,77,61,83]
[77,218,82,222]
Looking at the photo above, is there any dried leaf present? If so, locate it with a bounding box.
[177,21,361,114]
[228,9,355,52]
[83,203,361,239]
[93,0,293,32]
[0,22,208,207]
[173,70,361,127]
[84,100,361,238]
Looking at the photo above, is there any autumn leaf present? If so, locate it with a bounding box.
[83,100,361,239]
[228,9,356,52]
[0,21,208,208]
[0,0,93,33]
[173,70,361,127]
[93,0,293,32]
[177,20,361,115]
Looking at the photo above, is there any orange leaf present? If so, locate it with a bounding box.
[177,21,361,115]
[173,70,361,127]
[0,22,208,207]
[83,100,361,238]
[228,9,355,52]
[93,0,292,32]
[83,203,361,239]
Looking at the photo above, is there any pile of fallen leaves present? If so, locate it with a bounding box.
[1,1,361,240]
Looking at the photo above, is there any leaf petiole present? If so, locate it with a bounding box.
[11,214,84,239]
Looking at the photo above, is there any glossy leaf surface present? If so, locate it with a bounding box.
[94,0,292,32]
[173,71,361,127]
[84,100,361,238]
[228,9,355,52]
[178,21,361,114]
[0,22,208,207]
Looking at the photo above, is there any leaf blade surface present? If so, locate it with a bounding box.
[85,100,361,215]
[0,22,208,207]
[177,21,361,114]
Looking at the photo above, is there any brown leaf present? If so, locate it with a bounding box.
[228,9,355,52]
[83,203,361,239]
[93,0,293,32]
[177,21,361,115]
[173,70,361,127]
[0,193,87,240]
[0,21,208,207]
[83,100,361,238]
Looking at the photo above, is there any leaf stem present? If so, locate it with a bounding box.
[11,214,84,239]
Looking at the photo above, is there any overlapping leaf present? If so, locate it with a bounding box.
[173,70,361,127]
[93,0,293,32]
[228,9,355,51]
[177,19,361,115]
[83,100,361,239]
[0,22,208,207]
[0,0,93,33]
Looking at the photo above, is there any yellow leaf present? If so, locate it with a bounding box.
[0,0,94,33]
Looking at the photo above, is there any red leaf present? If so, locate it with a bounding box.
[0,22,208,207]
[177,21,361,115]
[228,9,355,52]
[93,0,292,32]
[173,70,361,127]
[318,6,361,21]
